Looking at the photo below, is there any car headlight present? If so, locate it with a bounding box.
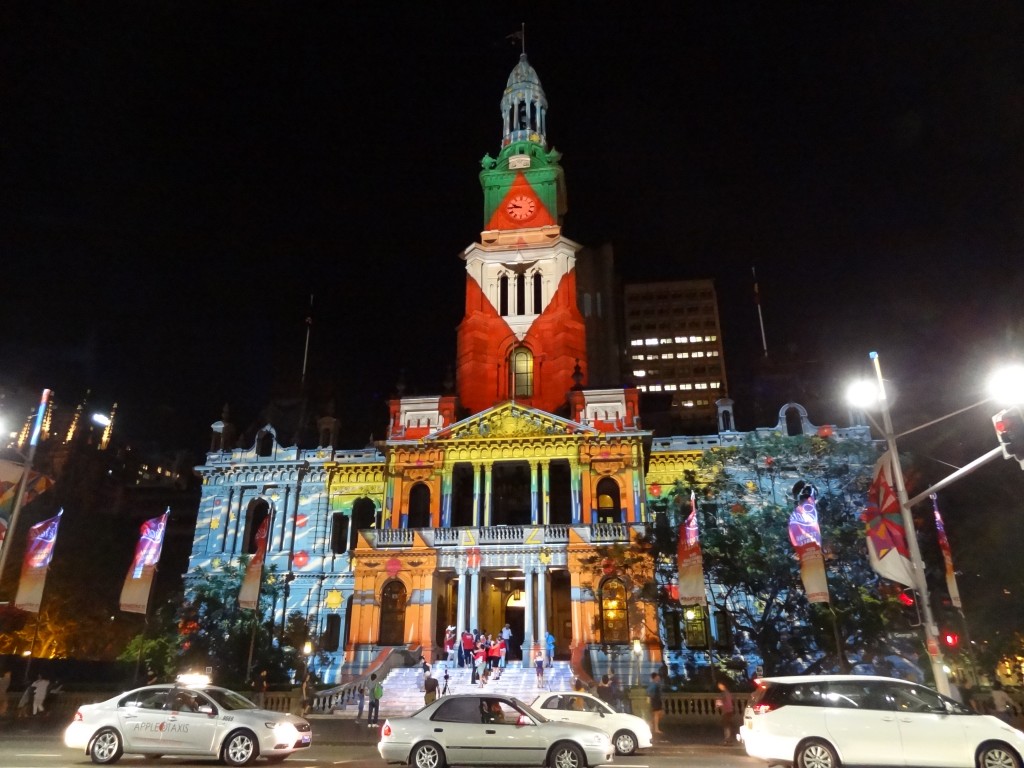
[269,722,299,743]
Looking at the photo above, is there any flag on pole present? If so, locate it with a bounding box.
[932,495,962,610]
[238,517,269,610]
[120,510,169,614]
[862,451,916,587]
[789,484,829,603]
[14,510,62,613]
[677,491,707,606]
[0,460,55,545]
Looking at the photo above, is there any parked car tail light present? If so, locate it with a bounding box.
[382,723,392,736]
[752,702,777,715]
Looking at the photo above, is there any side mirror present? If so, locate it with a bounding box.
[516,714,533,727]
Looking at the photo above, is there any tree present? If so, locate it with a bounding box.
[653,433,905,675]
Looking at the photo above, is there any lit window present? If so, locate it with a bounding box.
[631,339,644,347]
[632,354,644,360]
[646,355,657,360]
[674,336,686,343]
[660,337,672,344]
[649,385,662,392]
[682,400,695,407]
[709,350,719,357]
[689,335,701,342]
[677,352,689,359]
[510,347,533,397]
[711,381,721,388]
[665,384,677,391]
[695,382,708,390]
[692,351,705,358]
[633,370,647,377]
[645,338,659,346]
[680,383,693,390]
[705,335,717,342]
[661,353,673,359]
[638,385,647,392]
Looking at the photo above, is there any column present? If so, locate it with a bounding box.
[541,461,551,525]
[521,566,535,668]
[483,464,493,527]
[441,465,453,528]
[472,464,482,526]
[537,567,549,665]
[456,567,468,642]
[530,461,539,525]
[469,569,480,633]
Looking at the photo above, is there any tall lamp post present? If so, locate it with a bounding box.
[863,353,950,696]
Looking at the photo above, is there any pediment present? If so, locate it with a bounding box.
[428,402,597,442]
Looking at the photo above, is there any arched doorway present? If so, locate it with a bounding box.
[504,590,525,661]
[244,498,271,554]
[595,477,622,524]
[349,497,377,551]
[378,580,407,645]
[408,483,431,528]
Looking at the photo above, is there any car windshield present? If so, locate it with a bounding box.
[513,698,549,723]
[201,687,259,711]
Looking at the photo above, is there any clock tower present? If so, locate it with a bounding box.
[456,53,586,415]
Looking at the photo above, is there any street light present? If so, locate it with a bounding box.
[847,354,1024,697]
[847,352,951,696]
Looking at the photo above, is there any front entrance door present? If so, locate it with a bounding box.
[504,605,525,661]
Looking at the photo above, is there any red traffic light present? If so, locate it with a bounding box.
[942,631,959,648]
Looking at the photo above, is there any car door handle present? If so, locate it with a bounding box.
[434,728,444,733]
[486,730,496,734]
[880,716,896,722]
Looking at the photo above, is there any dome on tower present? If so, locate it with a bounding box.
[501,54,548,148]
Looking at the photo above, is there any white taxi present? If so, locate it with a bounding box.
[64,681,311,765]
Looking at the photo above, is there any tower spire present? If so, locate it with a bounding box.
[501,50,547,149]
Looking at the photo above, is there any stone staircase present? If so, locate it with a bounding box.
[340,662,575,719]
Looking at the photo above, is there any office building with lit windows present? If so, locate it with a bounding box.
[623,280,727,427]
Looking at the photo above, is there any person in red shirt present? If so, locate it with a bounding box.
[460,630,475,668]
[487,636,502,669]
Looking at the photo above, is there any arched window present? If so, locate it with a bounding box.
[532,273,542,314]
[499,274,510,317]
[596,478,621,524]
[407,483,431,528]
[330,513,349,554]
[349,497,377,551]
[244,499,271,554]
[600,578,628,644]
[510,347,533,398]
[378,580,408,645]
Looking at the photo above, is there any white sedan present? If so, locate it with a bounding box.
[64,683,311,765]
[531,691,652,755]
[379,693,614,768]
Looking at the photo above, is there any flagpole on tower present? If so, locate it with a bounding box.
[869,352,951,696]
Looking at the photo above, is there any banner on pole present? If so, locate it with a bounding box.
[932,495,962,610]
[677,491,707,606]
[120,511,169,614]
[789,483,830,604]
[238,517,269,610]
[14,510,62,613]
[862,451,916,587]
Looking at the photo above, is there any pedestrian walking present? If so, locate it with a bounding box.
[596,675,612,704]
[535,650,545,687]
[423,669,439,705]
[32,674,50,716]
[716,680,737,744]
[545,631,555,666]
[647,672,664,736]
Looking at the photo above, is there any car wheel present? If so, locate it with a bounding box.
[613,730,638,756]
[89,728,124,765]
[549,741,584,768]
[796,738,840,768]
[410,741,445,768]
[221,729,258,766]
[979,743,1022,768]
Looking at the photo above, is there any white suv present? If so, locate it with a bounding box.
[742,674,1024,768]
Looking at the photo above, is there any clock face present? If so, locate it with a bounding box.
[505,194,537,221]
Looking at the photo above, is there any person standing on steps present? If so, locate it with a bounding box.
[716,679,736,745]
[367,674,383,727]
[545,631,555,667]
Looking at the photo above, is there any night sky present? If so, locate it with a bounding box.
[4,3,1024,639]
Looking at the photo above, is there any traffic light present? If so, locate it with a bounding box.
[992,407,1024,467]
[942,630,960,648]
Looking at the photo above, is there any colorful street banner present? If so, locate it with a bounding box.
[677,491,707,606]
[789,484,830,603]
[238,517,269,610]
[120,510,169,614]
[932,495,962,610]
[14,510,62,613]
[0,460,55,545]
[862,451,915,587]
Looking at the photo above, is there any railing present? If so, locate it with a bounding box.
[372,523,633,549]
[311,645,420,714]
